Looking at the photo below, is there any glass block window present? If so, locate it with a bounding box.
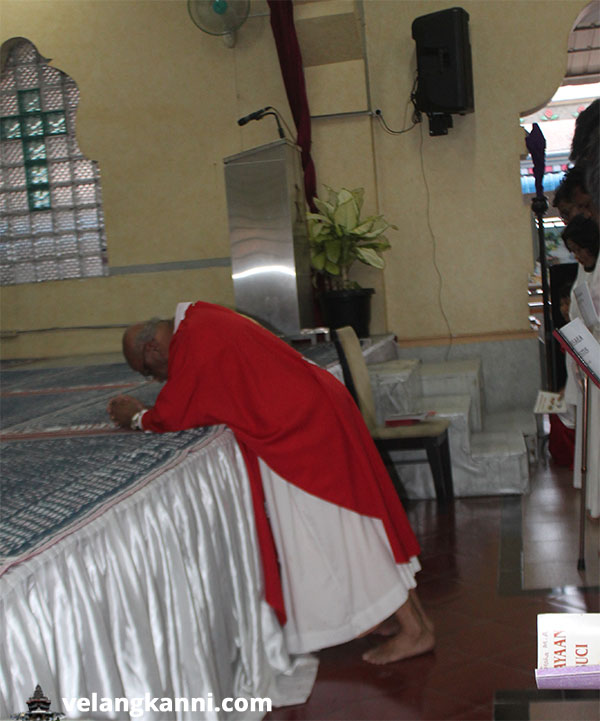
[0,38,108,285]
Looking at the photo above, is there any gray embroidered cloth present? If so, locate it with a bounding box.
[0,363,213,566]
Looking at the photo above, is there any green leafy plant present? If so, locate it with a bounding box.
[307,186,396,290]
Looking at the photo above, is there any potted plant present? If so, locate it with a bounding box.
[307,185,396,337]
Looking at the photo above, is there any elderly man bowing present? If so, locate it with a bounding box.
[108,300,434,664]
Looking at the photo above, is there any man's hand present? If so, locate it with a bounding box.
[107,395,146,429]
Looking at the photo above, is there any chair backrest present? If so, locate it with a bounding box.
[334,326,378,431]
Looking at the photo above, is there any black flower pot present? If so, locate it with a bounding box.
[319,288,374,338]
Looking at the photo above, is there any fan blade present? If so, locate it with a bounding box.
[188,0,250,36]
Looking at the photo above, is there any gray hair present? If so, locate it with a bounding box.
[133,317,162,354]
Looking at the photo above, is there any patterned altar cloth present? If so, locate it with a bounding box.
[0,362,213,570]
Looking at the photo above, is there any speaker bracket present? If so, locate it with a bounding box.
[427,113,453,136]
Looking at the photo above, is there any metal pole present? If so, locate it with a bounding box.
[577,373,589,571]
[531,196,556,390]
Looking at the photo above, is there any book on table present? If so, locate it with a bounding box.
[536,613,600,689]
[384,411,436,427]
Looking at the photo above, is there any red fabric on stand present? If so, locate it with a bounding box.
[548,414,575,468]
[141,302,421,621]
[267,0,316,211]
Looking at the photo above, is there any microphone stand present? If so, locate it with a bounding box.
[237,107,286,139]
[263,111,285,139]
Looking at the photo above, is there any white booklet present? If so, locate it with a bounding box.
[533,391,567,414]
[554,317,600,389]
[536,613,600,689]
[537,613,600,669]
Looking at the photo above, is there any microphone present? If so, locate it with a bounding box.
[237,107,271,126]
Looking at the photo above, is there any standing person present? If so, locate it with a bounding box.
[570,98,599,214]
[108,301,435,664]
[552,165,596,224]
[562,216,600,519]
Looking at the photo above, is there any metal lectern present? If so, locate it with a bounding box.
[224,139,314,336]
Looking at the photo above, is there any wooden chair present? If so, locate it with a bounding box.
[333,326,454,506]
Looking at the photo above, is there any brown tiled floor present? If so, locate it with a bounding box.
[266,462,599,721]
[522,463,599,590]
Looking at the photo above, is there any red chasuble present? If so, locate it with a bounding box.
[142,302,420,624]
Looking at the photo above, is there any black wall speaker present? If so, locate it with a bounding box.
[412,7,474,134]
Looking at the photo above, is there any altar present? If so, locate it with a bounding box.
[0,362,317,720]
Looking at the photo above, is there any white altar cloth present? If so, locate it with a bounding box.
[0,427,317,720]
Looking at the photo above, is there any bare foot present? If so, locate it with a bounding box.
[362,591,435,664]
[362,627,435,665]
[372,615,401,636]
[409,589,435,635]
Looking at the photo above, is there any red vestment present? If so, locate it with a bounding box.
[141,302,420,624]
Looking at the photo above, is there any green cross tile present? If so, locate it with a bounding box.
[1,88,67,211]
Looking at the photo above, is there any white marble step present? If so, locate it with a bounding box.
[368,356,484,434]
[388,410,531,499]
[419,359,484,432]
[360,345,534,498]
[368,358,421,424]
[470,430,527,458]
[468,428,530,496]
[483,408,537,435]
[414,393,473,455]
[479,408,539,465]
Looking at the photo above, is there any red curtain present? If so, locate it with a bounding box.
[267,0,317,211]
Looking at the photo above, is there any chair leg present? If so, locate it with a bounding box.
[424,438,451,506]
[424,440,445,504]
[375,442,409,504]
[439,433,454,500]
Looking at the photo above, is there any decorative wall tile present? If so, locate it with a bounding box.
[45,135,68,159]
[14,262,36,283]
[8,214,30,235]
[50,185,73,207]
[58,257,82,278]
[2,139,24,163]
[1,38,108,285]
[56,234,78,256]
[7,191,28,211]
[30,210,53,233]
[55,210,76,231]
[0,264,15,284]
[0,94,18,115]
[33,237,55,258]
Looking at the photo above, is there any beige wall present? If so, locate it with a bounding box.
[304,0,585,341]
[0,0,587,358]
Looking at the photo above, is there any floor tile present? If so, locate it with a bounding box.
[494,689,600,721]
[523,537,592,564]
[523,559,598,590]
[488,637,538,675]
[447,702,494,720]
[404,656,534,707]
[544,588,600,612]
[266,457,599,720]
[528,698,600,720]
